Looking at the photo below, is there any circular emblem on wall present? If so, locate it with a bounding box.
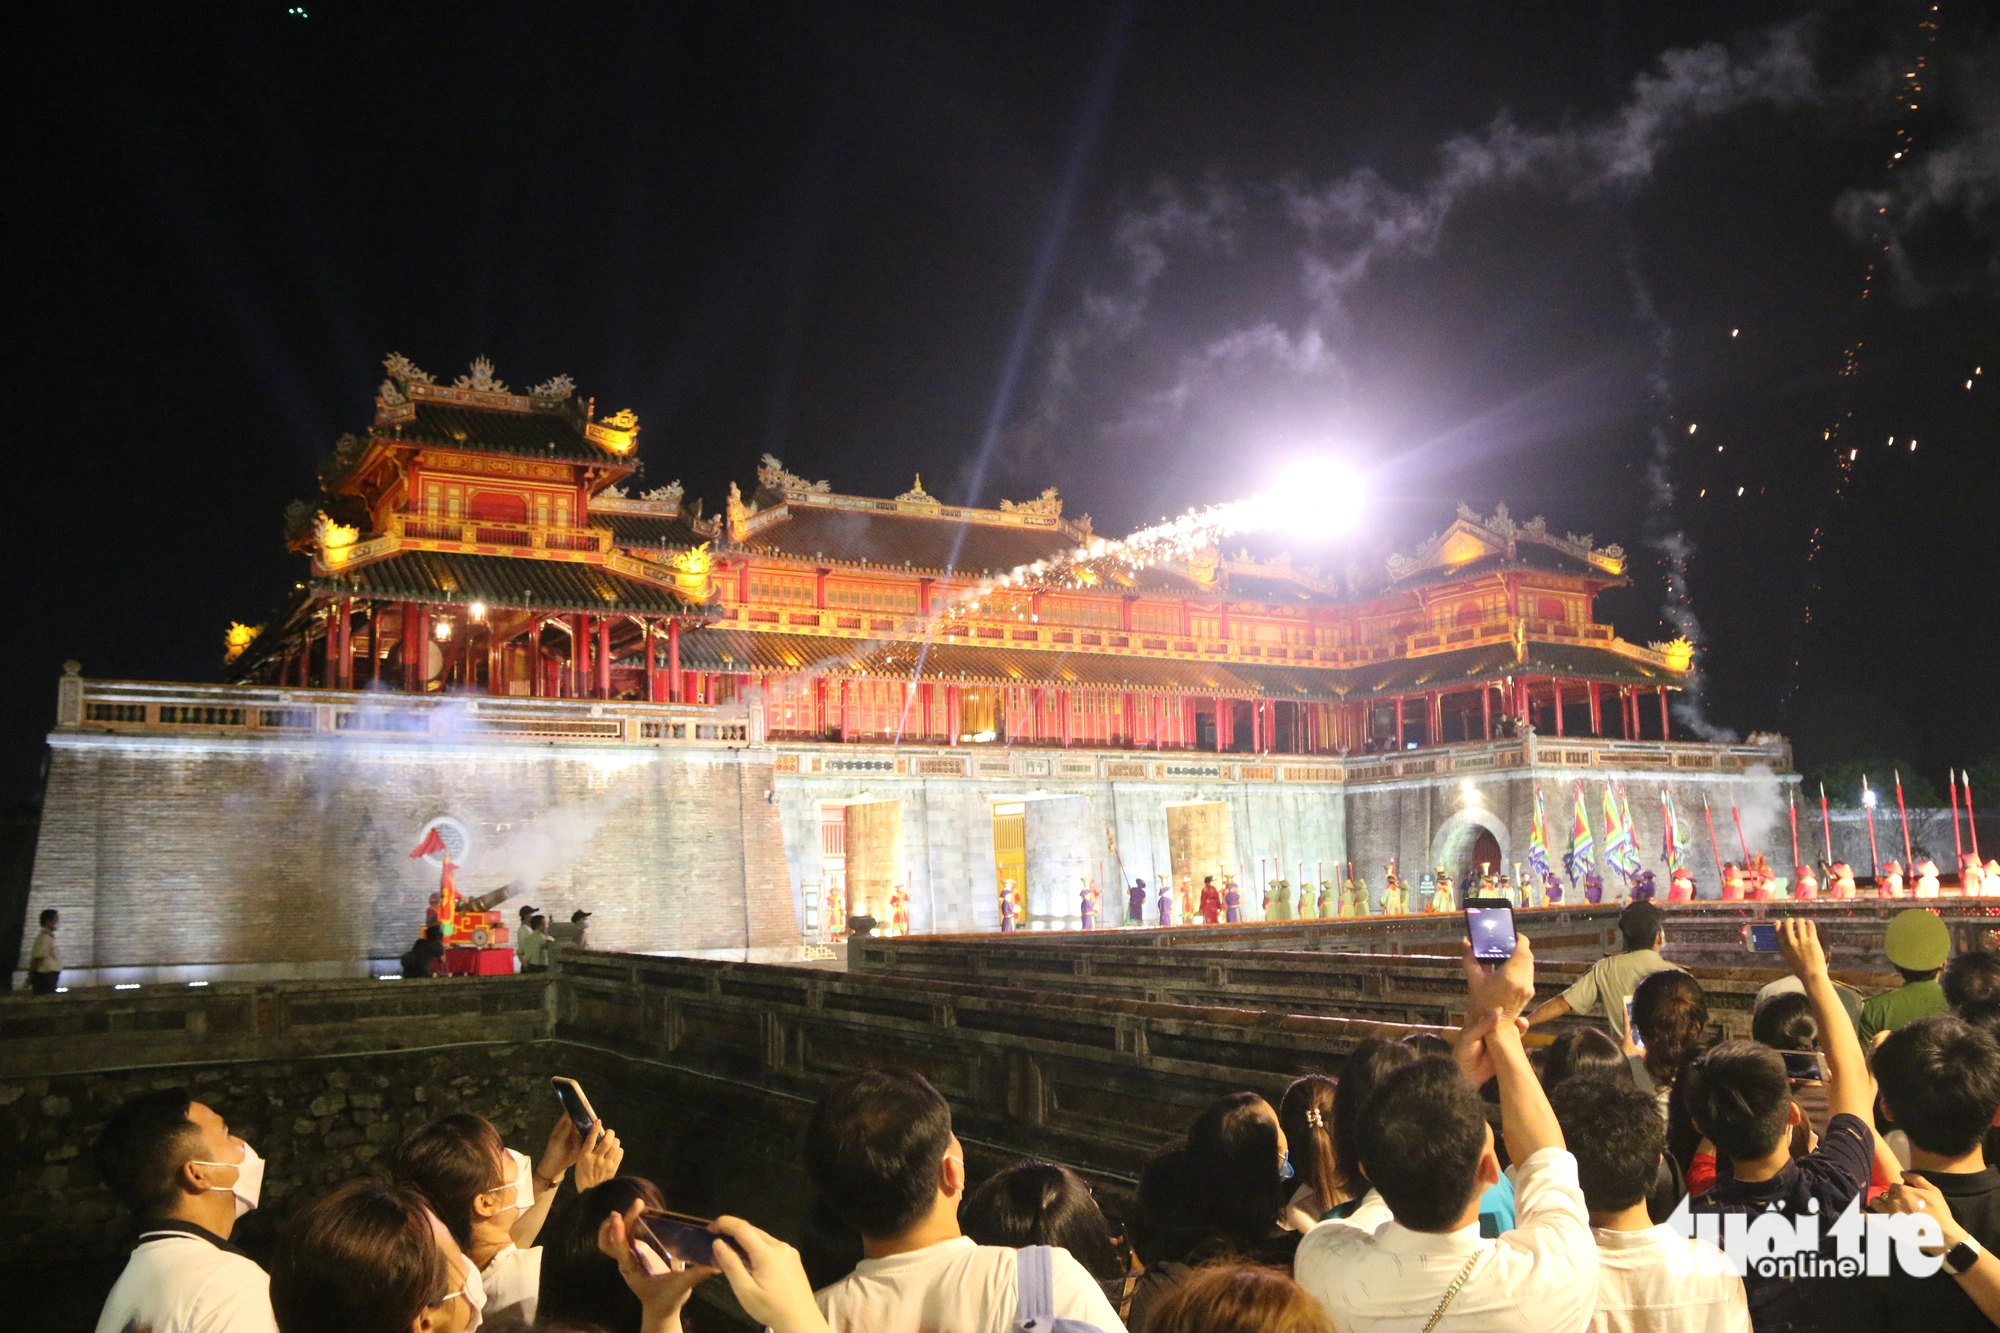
[418,816,473,868]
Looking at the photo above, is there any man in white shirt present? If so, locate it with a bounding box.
[93,1087,278,1333]
[805,1068,1125,1333]
[1295,931,1599,1333]
[29,907,61,993]
[1548,1075,1749,1332]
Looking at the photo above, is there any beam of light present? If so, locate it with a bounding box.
[896,0,1135,745]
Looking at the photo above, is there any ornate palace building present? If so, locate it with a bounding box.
[30,355,1766,988]
[228,357,1693,756]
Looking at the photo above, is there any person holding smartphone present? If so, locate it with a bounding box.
[1524,901,1682,1046]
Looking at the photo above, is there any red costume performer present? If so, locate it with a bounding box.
[1198,877,1223,925]
[1793,865,1819,900]
[1668,867,1694,902]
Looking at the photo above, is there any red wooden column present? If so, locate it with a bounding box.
[667,619,682,700]
[944,684,958,746]
[1588,681,1602,734]
[1552,679,1565,736]
[368,604,382,686]
[399,602,417,691]
[1658,687,1671,740]
[1427,690,1441,746]
[526,620,543,697]
[1481,686,1493,740]
[1629,687,1641,739]
[643,621,659,702]
[1394,696,1406,750]
[1123,692,1135,748]
[1060,691,1072,748]
[596,616,612,698]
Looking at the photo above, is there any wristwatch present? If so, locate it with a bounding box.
[1942,1236,1984,1276]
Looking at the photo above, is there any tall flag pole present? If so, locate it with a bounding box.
[1819,783,1833,863]
[1863,775,1881,878]
[1569,781,1595,887]
[1731,804,1750,865]
[1702,794,1725,886]
[1528,783,1552,884]
[1968,771,1983,862]
[1660,790,1687,874]
[1894,770,1914,873]
[1619,782,1644,865]
[1788,790,1801,870]
[1951,769,1964,863]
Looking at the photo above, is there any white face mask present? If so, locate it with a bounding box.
[190,1140,265,1218]
[506,1148,535,1213]
[440,1251,485,1333]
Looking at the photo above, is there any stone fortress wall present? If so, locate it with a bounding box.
[21,672,1800,983]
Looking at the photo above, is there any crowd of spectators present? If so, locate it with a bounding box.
[84,902,2000,1333]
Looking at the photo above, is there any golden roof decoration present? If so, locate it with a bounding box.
[896,474,939,505]
[758,453,831,495]
[1649,637,1696,672]
[315,512,359,553]
[454,356,508,393]
[223,622,260,663]
[999,487,1063,518]
[530,373,576,400]
[585,406,640,454]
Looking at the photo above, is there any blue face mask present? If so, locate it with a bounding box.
[1279,1150,1295,1183]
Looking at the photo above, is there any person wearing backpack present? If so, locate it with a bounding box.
[805,1069,1125,1332]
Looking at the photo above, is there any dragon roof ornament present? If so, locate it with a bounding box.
[1389,502,1627,581]
[640,481,684,505]
[999,487,1063,518]
[757,454,831,495]
[530,373,576,400]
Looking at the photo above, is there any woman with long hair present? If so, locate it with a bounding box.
[1182,1092,1296,1266]
[1275,1075,1338,1231]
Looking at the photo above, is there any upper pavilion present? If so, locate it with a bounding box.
[227,354,1692,754]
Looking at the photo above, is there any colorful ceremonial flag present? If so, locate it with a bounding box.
[1660,790,1688,874]
[1603,783,1641,878]
[1528,783,1552,881]
[1569,782,1596,881]
[1620,783,1643,863]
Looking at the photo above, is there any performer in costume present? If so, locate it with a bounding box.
[1719,862,1745,902]
[1630,869,1658,902]
[1582,871,1604,905]
[1828,862,1858,899]
[1157,879,1176,927]
[999,879,1017,933]
[1542,872,1564,906]
[1128,878,1148,926]
[1178,876,1196,923]
[890,884,910,937]
[1079,879,1100,930]
[1341,874,1364,917]
[1880,859,1906,898]
[1380,869,1405,915]
[825,883,846,938]
[1793,864,1820,900]
[1494,873,1515,906]
[1429,871,1455,913]
[1317,879,1336,918]
[1914,859,1941,899]
[1668,867,1694,902]
[1223,874,1243,923]
[1199,875,1223,925]
[1962,855,1987,897]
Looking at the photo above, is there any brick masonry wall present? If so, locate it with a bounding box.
[22,735,796,977]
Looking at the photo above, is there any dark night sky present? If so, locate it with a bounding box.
[4,2,1997,805]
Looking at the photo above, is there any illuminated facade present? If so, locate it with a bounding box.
[231,356,1691,755]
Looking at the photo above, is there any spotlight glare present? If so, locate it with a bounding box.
[1269,457,1363,536]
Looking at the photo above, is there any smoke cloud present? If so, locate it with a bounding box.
[1025,21,1821,445]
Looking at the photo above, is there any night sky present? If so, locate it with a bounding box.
[5,2,1997,806]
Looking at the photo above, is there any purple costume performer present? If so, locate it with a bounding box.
[1128,879,1148,926]
[1223,878,1242,923]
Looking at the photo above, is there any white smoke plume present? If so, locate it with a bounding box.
[1627,250,1737,742]
[1028,22,1820,442]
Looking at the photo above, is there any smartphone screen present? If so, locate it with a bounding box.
[552,1077,595,1135]
[630,1211,726,1268]
[1465,900,1516,961]
[1743,922,1779,953]
[1780,1049,1826,1081]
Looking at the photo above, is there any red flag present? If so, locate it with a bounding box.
[410,827,447,860]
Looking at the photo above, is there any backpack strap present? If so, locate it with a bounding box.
[1015,1244,1056,1331]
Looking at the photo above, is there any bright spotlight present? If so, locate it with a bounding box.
[1268,457,1362,536]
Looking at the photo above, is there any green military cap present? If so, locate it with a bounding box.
[1884,907,1950,972]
